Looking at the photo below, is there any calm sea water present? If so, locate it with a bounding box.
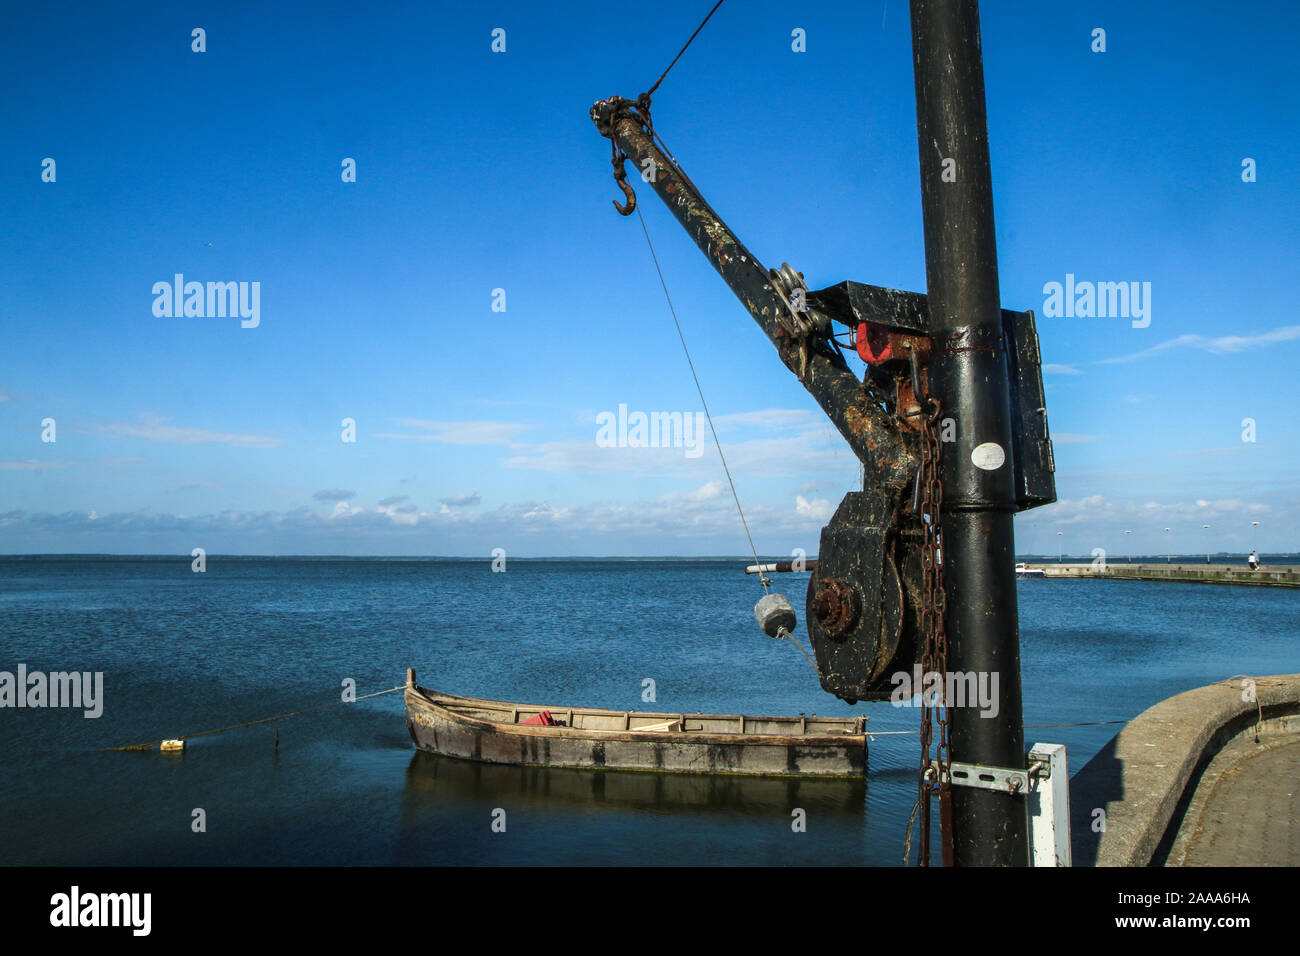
[1,556,1296,866]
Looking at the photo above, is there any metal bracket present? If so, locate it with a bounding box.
[926,746,1071,866]
[930,758,1047,794]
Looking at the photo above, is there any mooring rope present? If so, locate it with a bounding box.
[105,684,405,752]
[871,672,1281,743]
[864,717,1130,742]
[1216,674,1285,742]
[101,686,1140,753]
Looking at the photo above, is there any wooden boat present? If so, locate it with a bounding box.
[404,669,867,777]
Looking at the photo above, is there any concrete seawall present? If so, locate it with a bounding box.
[1069,673,1300,866]
[1023,562,1300,588]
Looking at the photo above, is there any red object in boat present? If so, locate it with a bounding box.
[520,710,557,726]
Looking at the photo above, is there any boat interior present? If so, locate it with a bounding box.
[412,687,866,738]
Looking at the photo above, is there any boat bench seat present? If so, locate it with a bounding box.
[629,719,681,733]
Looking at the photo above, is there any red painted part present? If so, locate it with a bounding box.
[855,322,892,363]
[520,710,557,726]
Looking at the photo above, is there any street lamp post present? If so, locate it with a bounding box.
[1203,524,1211,565]
[1057,531,1063,564]
[1252,521,1260,564]
[1125,530,1133,564]
[1163,528,1171,564]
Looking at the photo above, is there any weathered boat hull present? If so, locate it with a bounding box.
[404,671,866,778]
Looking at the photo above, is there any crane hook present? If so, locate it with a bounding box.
[611,162,636,216]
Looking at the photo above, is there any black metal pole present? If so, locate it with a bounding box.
[909,0,1028,866]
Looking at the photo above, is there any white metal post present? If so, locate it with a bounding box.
[1028,742,1071,866]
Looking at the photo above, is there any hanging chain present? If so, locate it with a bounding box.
[915,388,953,867]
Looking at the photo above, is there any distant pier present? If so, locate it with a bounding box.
[1022,562,1300,589]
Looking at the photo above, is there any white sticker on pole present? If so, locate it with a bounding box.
[971,442,1005,471]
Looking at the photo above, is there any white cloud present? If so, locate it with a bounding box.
[1098,325,1300,365]
[439,492,482,508]
[84,414,281,448]
[711,409,819,428]
[313,489,356,502]
[1,456,143,471]
[0,460,73,471]
[5,484,1287,556]
[0,482,837,550]
[377,419,530,444]
[795,495,833,521]
[1020,493,1275,532]
[685,481,724,502]
[503,431,857,478]
[1205,325,1300,353]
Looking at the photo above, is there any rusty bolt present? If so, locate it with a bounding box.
[813,577,860,638]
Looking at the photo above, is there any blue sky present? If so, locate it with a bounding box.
[2,0,1297,557]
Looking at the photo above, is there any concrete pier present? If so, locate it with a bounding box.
[1172,735,1300,866]
[1070,673,1300,866]
[1022,562,1300,588]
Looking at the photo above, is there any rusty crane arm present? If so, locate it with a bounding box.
[590,96,917,500]
[591,93,1055,708]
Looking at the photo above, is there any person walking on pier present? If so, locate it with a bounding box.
[1249,550,1260,571]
